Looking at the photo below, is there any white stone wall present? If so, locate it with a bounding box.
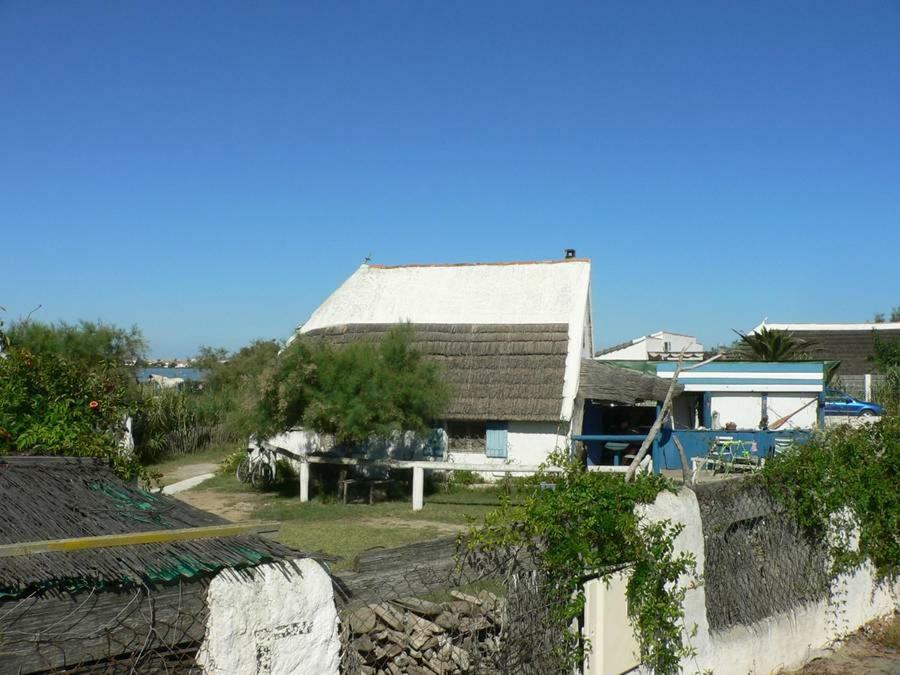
[197,558,340,675]
[445,421,567,476]
[638,490,899,675]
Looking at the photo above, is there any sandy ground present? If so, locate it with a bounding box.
[162,462,220,484]
[174,488,259,522]
[789,615,900,674]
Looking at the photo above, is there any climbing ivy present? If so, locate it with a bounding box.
[466,452,696,673]
[760,415,899,582]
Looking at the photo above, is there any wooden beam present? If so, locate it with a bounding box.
[298,454,563,473]
[0,521,281,559]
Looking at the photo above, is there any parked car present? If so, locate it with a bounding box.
[824,389,884,417]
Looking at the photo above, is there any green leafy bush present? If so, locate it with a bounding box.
[467,453,696,672]
[0,347,144,480]
[761,416,899,580]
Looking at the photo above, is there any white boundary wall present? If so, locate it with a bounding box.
[638,490,899,675]
[197,558,340,675]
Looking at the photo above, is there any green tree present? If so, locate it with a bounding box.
[732,327,817,361]
[248,326,451,444]
[7,320,147,369]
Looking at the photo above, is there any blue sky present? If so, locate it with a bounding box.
[2,2,898,357]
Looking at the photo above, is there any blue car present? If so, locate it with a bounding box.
[824,389,884,417]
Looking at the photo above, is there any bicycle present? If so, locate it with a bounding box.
[236,441,278,489]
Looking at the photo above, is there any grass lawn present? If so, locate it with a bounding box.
[179,469,516,569]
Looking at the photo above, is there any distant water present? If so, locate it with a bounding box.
[138,367,205,381]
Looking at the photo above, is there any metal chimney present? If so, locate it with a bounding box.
[564,248,576,259]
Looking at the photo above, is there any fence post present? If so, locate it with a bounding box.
[412,466,424,511]
[299,461,310,503]
[864,373,872,401]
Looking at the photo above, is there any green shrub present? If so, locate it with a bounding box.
[0,347,144,480]
[219,449,246,476]
[761,416,899,580]
[468,453,696,672]
[133,388,226,463]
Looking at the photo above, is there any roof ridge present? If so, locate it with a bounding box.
[367,258,590,269]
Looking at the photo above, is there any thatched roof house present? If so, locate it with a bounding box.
[292,257,672,466]
[0,456,307,673]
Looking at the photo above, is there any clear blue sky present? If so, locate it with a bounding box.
[2,2,899,357]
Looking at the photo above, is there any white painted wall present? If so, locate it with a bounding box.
[710,393,819,430]
[596,340,649,360]
[445,421,568,476]
[766,394,819,430]
[583,571,640,675]
[197,558,340,675]
[710,393,762,430]
[638,490,899,675]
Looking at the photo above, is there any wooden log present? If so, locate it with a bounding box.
[672,434,692,486]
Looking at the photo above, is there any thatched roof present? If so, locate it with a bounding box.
[579,359,682,404]
[304,323,569,422]
[753,322,900,374]
[0,457,300,597]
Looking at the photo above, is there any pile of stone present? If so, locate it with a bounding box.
[343,589,505,674]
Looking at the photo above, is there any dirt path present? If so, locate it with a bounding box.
[790,615,899,674]
[162,462,220,484]
[174,489,260,523]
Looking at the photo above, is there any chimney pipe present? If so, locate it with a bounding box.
[564,248,576,259]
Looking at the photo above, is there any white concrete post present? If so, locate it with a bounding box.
[299,461,310,503]
[412,466,424,511]
[864,373,872,401]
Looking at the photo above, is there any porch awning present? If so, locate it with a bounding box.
[579,359,682,404]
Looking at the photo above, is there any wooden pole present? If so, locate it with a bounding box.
[672,434,692,486]
[625,349,687,482]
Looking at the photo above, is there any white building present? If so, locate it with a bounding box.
[290,256,595,467]
[595,331,704,361]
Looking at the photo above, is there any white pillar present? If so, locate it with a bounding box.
[299,461,309,503]
[864,373,872,401]
[412,466,424,511]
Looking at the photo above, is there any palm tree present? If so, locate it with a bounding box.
[732,327,816,361]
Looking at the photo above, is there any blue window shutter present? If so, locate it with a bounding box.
[485,422,508,458]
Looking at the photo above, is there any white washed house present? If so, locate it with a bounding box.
[595,330,704,361]
[288,257,595,468]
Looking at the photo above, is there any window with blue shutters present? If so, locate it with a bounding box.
[485,421,508,458]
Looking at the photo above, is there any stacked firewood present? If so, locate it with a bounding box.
[343,590,505,674]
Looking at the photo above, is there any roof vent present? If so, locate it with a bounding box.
[564,248,576,259]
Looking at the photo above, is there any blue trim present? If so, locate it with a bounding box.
[656,362,825,373]
[675,377,823,386]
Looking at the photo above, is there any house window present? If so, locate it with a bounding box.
[446,420,487,453]
[485,421,509,458]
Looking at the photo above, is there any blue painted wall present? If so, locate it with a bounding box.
[652,429,812,470]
